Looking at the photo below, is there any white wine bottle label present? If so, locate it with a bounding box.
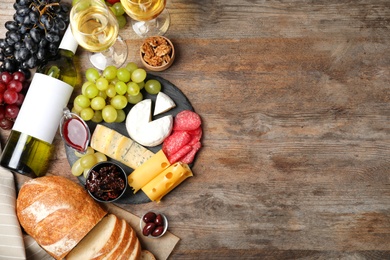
[13,73,73,144]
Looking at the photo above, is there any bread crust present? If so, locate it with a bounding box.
[16,176,107,260]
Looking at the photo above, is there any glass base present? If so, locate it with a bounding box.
[131,9,170,37]
[89,35,128,70]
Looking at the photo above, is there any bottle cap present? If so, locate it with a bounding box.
[59,25,78,54]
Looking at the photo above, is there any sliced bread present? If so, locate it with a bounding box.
[117,223,136,259]
[102,219,130,260]
[66,214,121,260]
[129,237,141,260]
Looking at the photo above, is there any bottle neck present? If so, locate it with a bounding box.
[59,25,78,55]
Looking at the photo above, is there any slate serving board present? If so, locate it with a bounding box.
[65,74,194,204]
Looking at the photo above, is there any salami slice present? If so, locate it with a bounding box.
[162,131,192,157]
[181,141,202,164]
[168,144,193,164]
[173,110,201,131]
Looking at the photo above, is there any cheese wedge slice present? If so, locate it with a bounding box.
[126,99,173,147]
[91,124,154,169]
[153,92,176,116]
[127,150,170,193]
[141,162,193,202]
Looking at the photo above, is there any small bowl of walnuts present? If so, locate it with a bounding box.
[140,36,175,72]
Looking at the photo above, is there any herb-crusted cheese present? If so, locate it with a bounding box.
[91,124,154,170]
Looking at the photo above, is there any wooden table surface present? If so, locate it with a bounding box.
[1,0,390,259]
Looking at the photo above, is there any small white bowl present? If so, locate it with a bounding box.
[139,211,168,238]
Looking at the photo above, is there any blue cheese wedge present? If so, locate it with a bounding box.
[90,124,154,169]
[126,99,173,147]
[153,92,176,116]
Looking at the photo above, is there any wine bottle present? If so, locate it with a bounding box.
[0,26,78,177]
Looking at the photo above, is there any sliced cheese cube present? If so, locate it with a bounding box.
[91,124,154,169]
[127,150,170,193]
[153,92,176,116]
[141,162,193,202]
[126,99,173,147]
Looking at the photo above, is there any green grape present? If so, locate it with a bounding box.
[115,109,126,123]
[86,68,100,82]
[71,158,84,176]
[127,82,140,96]
[115,81,128,95]
[85,84,99,98]
[81,81,94,95]
[131,68,147,83]
[138,80,145,90]
[72,102,84,113]
[117,68,131,82]
[91,110,103,123]
[80,107,94,121]
[113,2,125,16]
[103,65,117,80]
[74,94,91,108]
[144,79,162,94]
[96,77,109,91]
[106,85,117,98]
[80,154,97,169]
[97,90,108,99]
[90,96,106,110]
[71,107,80,115]
[102,105,117,123]
[117,15,127,29]
[75,147,95,157]
[83,168,91,179]
[125,62,138,74]
[94,152,107,162]
[111,95,128,109]
[127,92,143,104]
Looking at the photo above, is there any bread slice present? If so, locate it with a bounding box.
[101,219,130,260]
[129,238,141,260]
[140,250,156,260]
[118,224,137,260]
[66,214,121,260]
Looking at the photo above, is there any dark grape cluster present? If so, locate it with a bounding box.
[0,0,71,73]
[0,71,29,130]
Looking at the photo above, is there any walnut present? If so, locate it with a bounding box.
[141,36,173,67]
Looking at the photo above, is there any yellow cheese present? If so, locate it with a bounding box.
[127,150,170,193]
[141,162,193,202]
[90,124,154,169]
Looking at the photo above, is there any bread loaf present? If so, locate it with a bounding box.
[16,176,107,260]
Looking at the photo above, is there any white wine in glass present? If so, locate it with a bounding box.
[120,0,170,37]
[70,0,128,70]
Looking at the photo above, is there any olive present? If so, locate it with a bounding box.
[151,226,164,237]
[155,214,164,226]
[143,223,156,236]
[143,212,157,223]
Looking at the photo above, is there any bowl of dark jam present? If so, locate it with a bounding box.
[85,161,127,203]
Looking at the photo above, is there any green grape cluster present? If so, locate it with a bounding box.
[71,147,108,178]
[106,1,128,29]
[72,62,150,123]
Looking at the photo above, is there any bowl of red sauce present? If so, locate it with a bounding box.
[59,108,90,154]
[85,161,127,203]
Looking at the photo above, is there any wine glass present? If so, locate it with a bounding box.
[70,0,128,70]
[120,0,170,37]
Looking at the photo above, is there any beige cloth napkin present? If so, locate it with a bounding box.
[0,162,26,260]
